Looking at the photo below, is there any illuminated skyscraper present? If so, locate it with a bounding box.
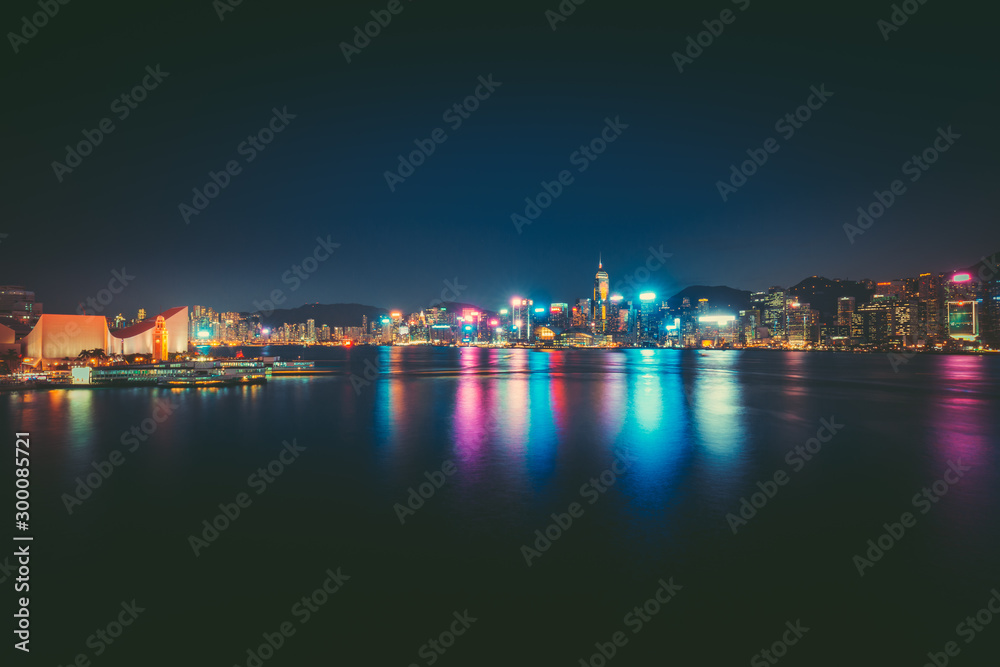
[607,295,623,334]
[837,297,855,326]
[945,271,980,341]
[787,301,813,346]
[592,256,609,332]
[764,287,786,338]
[511,298,533,342]
[549,303,569,329]
[638,292,657,344]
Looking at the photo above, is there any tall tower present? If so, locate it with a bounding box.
[152,316,168,363]
[593,255,609,333]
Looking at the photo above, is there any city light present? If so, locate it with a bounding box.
[698,315,736,324]
[639,292,656,301]
[489,319,498,326]
[952,273,972,283]
[534,307,545,313]
[610,294,623,302]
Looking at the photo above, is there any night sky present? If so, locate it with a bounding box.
[1,0,996,316]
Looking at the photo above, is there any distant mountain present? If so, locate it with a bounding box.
[787,277,873,322]
[255,303,387,329]
[668,285,751,313]
[252,301,494,330]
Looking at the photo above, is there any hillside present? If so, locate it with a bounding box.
[255,303,387,329]
[668,285,752,313]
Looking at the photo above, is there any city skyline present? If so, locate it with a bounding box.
[2,4,997,318]
[4,244,996,319]
[6,245,996,354]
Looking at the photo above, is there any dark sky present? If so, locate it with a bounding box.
[1,0,996,316]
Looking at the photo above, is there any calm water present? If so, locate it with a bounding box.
[3,348,999,666]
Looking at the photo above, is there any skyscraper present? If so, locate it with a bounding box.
[592,256,609,333]
[549,303,569,329]
[0,286,42,335]
[638,292,657,345]
[511,298,533,342]
[837,296,855,326]
[764,287,786,338]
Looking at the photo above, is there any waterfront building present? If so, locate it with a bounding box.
[592,258,609,333]
[637,292,657,345]
[152,316,168,363]
[0,286,42,335]
[764,287,786,338]
[549,303,569,329]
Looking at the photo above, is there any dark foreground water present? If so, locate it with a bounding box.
[2,348,999,666]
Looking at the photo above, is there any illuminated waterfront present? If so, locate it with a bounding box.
[6,347,999,664]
